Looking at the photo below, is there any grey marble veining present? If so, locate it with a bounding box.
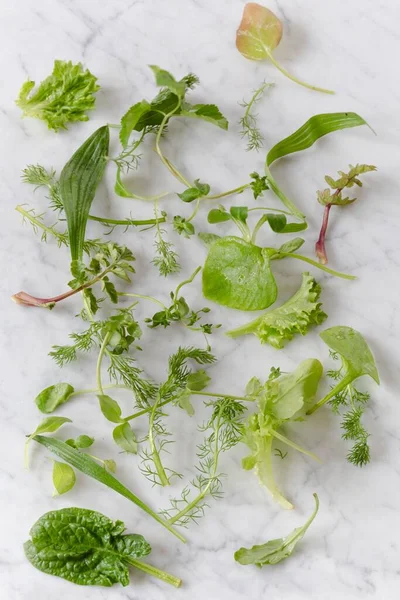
[1,1,400,598]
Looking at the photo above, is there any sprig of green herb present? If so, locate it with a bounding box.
[239,82,273,151]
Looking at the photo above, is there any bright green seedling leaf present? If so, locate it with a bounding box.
[35,382,75,414]
[149,65,186,98]
[173,216,195,238]
[242,360,323,508]
[66,435,95,449]
[307,326,379,466]
[120,100,151,148]
[113,422,138,454]
[277,238,305,254]
[186,370,211,391]
[60,125,110,261]
[177,179,210,202]
[25,416,72,468]
[114,166,136,198]
[16,60,99,131]
[208,207,231,224]
[98,394,124,423]
[31,435,186,542]
[104,459,117,473]
[265,112,370,220]
[315,164,377,264]
[227,273,327,348]
[24,507,181,587]
[202,237,277,311]
[52,461,76,496]
[236,4,333,94]
[235,493,319,566]
[180,103,228,130]
[230,206,248,224]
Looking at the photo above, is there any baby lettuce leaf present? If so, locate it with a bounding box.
[16,60,99,131]
[24,507,181,587]
[35,382,75,414]
[235,493,319,566]
[227,273,327,348]
[31,435,185,542]
[202,237,277,311]
[236,4,333,94]
[52,461,76,496]
[242,360,323,508]
[265,112,370,220]
[308,326,380,415]
[60,126,110,262]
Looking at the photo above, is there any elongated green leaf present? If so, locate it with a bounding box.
[98,395,123,423]
[180,103,228,130]
[235,493,319,566]
[32,435,185,542]
[60,125,110,261]
[267,113,369,166]
[25,416,72,468]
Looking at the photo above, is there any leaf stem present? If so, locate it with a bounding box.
[279,252,356,280]
[315,203,331,264]
[266,51,334,95]
[271,430,321,462]
[264,167,306,220]
[173,266,202,302]
[126,558,181,587]
[307,374,353,415]
[69,384,131,398]
[206,183,250,200]
[155,101,192,187]
[118,292,167,310]
[96,332,112,395]
[88,214,166,227]
[148,393,170,486]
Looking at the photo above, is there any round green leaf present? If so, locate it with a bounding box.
[52,461,76,496]
[202,237,277,311]
[113,422,138,454]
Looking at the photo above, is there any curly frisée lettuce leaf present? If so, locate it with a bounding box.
[227,273,327,348]
[16,60,99,131]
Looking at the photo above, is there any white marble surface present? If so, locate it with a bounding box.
[1,0,400,598]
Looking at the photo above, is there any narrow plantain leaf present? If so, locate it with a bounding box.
[31,435,185,542]
[59,125,110,261]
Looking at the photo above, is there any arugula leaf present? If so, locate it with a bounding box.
[113,422,138,454]
[52,461,76,496]
[235,493,319,566]
[60,126,110,262]
[180,103,228,130]
[24,507,181,587]
[242,360,323,508]
[31,435,185,542]
[35,382,75,413]
[16,60,99,131]
[202,237,277,311]
[236,4,333,94]
[227,273,327,347]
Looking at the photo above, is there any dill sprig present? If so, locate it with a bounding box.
[327,353,372,467]
[160,397,246,527]
[239,82,273,152]
[152,204,180,276]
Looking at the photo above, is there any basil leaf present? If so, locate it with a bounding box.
[35,383,75,414]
